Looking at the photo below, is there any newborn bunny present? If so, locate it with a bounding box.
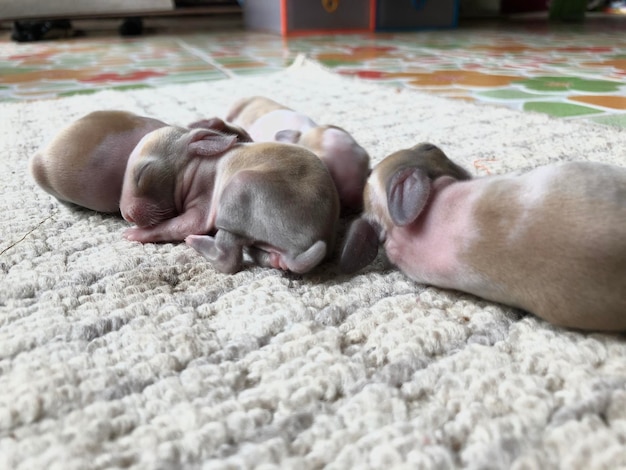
[120,126,339,274]
[340,143,626,331]
[30,110,167,213]
[226,95,370,214]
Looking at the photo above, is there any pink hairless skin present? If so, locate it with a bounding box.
[226,96,370,215]
[119,125,339,274]
[340,142,626,332]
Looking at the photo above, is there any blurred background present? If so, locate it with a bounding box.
[1,0,626,127]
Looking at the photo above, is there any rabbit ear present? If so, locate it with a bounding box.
[187,129,238,158]
[187,117,252,142]
[386,167,431,226]
[274,129,301,143]
[339,218,380,274]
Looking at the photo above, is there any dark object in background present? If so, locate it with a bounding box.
[549,0,588,21]
[586,0,610,10]
[11,19,78,42]
[119,17,144,36]
[375,0,459,31]
[175,0,239,5]
[500,0,548,14]
[11,17,144,41]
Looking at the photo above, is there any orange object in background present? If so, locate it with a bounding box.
[241,0,460,36]
[243,0,376,36]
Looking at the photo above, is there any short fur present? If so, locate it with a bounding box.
[30,110,167,213]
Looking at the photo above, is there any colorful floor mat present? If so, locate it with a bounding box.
[1,15,626,127]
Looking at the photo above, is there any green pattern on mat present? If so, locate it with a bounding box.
[590,113,626,128]
[515,76,622,93]
[477,89,550,100]
[524,101,602,117]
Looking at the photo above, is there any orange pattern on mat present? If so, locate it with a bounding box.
[0,69,93,84]
[569,95,626,109]
[399,70,518,87]
[468,43,538,54]
[316,47,399,62]
[582,59,626,72]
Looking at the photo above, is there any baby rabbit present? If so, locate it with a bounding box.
[341,143,626,331]
[120,126,339,274]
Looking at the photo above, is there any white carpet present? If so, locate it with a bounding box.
[1,57,626,470]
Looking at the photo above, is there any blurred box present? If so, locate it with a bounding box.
[243,0,375,36]
[548,0,586,21]
[501,0,548,14]
[375,0,459,30]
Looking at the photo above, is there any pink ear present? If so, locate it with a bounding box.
[188,118,253,143]
[387,167,431,226]
[188,129,238,157]
[275,129,301,143]
[188,117,225,130]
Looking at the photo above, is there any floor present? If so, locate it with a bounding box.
[2,13,626,127]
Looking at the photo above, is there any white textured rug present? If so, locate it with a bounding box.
[1,58,626,470]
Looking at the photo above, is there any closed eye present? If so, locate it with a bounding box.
[134,163,149,188]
